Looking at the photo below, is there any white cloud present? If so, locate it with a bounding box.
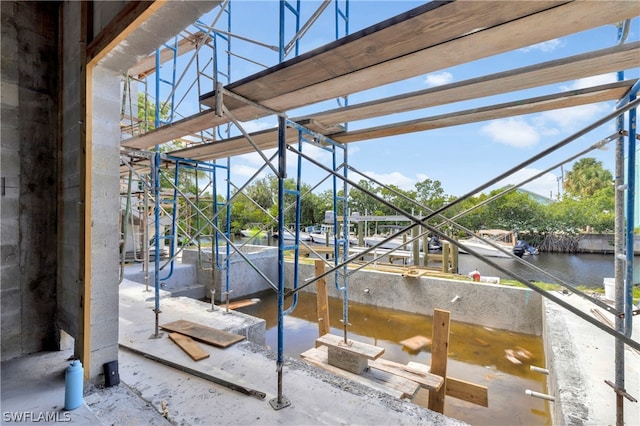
[237,148,278,166]
[561,73,617,91]
[424,72,453,88]
[416,173,430,182]
[237,118,277,134]
[363,171,415,191]
[540,102,611,131]
[230,164,268,181]
[519,39,562,53]
[480,117,540,148]
[498,168,560,199]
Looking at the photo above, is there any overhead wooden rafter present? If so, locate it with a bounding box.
[331,80,636,144]
[121,0,640,150]
[167,80,637,161]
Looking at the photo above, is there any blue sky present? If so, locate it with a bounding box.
[146,1,640,199]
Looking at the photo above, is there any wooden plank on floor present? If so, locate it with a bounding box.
[168,332,210,361]
[160,319,245,348]
[300,346,407,399]
[316,333,385,360]
[399,335,432,351]
[428,309,451,413]
[369,358,443,391]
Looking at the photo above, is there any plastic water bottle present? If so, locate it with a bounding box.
[64,360,84,410]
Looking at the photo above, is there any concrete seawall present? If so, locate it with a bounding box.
[576,233,640,254]
[285,262,543,335]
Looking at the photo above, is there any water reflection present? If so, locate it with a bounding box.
[235,291,550,426]
[229,236,638,288]
[459,252,640,288]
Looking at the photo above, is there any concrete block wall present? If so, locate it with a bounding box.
[1,1,60,360]
[285,262,543,335]
[57,0,82,344]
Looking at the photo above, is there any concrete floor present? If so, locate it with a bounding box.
[544,292,640,425]
[3,278,638,425]
[1,279,464,425]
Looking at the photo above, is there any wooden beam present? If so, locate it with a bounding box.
[300,346,408,399]
[447,376,489,408]
[87,1,160,64]
[315,260,330,338]
[253,1,637,115]
[333,81,635,144]
[428,309,451,414]
[123,0,638,150]
[407,362,488,407]
[128,31,210,78]
[369,358,443,391]
[302,41,640,128]
[165,62,637,161]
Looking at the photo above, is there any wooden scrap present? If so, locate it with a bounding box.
[399,335,432,351]
[300,346,408,399]
[315,260,330,338]
[473,337,490,347]
[227,299,258,310]
[168,332,210,361]
[402,268,429,278]
[428,309,451,413]
[160,319,245,348]
[369,358,443,391]
[316,333,385,360]
[514,346,533,361]
[407,362,489,407]
[504,349,522,365]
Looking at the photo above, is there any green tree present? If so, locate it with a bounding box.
[415,178,448,211]
[563,158,613,198]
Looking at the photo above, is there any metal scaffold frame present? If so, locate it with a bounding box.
[116,1,639,421]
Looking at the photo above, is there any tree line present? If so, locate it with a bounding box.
[171,157,616,241]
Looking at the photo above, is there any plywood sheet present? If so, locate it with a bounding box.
[160,319,245,348]
[399,335,432,351]
[168,332,210,361]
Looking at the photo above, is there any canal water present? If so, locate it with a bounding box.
[235,291,550,426]
[458,252,640,288]
[235,236,639,288]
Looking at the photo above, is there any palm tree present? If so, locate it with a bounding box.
[563,158,613,199]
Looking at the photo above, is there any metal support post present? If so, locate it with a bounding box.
[270,115,290,410]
